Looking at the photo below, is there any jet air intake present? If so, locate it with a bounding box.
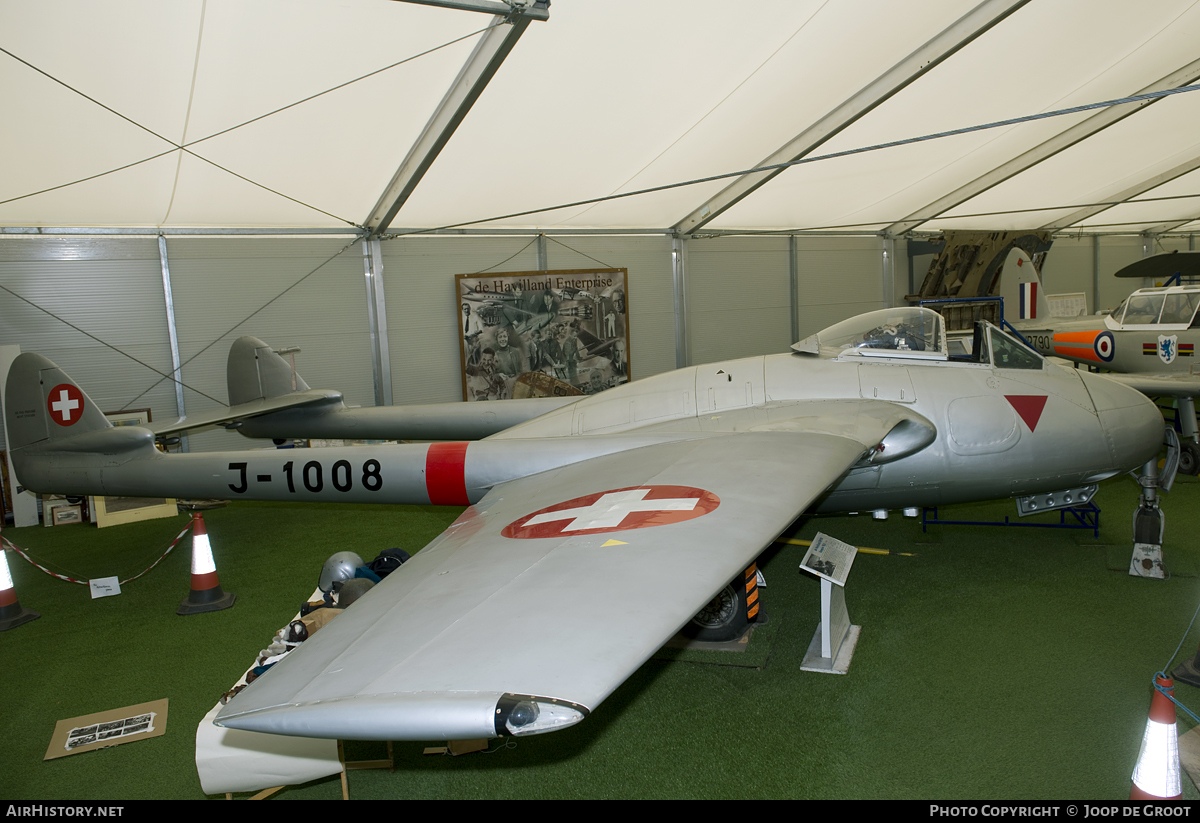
[863,417,937,465]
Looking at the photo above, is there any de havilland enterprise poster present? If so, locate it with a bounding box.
[456,268,630,402]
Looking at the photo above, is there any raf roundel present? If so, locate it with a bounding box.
[46,384,85,427]
[1094,331,1115,362]
[502,485,721,539]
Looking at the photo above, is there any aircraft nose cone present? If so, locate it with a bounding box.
[1079,372,1163,472]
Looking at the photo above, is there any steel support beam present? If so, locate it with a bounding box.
[789,235,799,344]
[535,233,548,270]
[362,239,394,406]
[157,235,189,452]
[365,4,548,236]
[1141,213,1200,235]
[887,56,1200,236]
[881,234,896,308]
[672,236,690,369]
[394,0,548,19]
[672,0,1030,235]
[1040,155,1200,231]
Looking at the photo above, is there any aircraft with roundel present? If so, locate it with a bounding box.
[4,306,1165,742]
[999,249,1200,473]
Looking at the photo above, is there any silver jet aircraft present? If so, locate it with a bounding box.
[5,307,1163,742]
[999,249,1200,473]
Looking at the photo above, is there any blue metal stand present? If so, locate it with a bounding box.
[921,501,1101,538]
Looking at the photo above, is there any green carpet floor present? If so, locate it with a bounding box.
[3,473,1200,800]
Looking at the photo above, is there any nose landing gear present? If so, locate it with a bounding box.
[1129,428,1179,579]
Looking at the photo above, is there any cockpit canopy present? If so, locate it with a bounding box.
[793,307,947,360]
[1108,286,1200,329]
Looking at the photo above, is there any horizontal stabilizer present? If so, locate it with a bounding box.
[149,389,343,437]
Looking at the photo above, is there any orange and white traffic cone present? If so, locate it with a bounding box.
[0,546,39,631]
[177,512,235,615]
[1130,675,1182,800]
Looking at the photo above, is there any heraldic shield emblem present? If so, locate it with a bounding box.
[1159,334,1178,364]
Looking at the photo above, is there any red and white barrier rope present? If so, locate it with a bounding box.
[1,521,194,586]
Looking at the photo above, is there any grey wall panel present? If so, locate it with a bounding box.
[792,237,886,340]
[382,236,541,405]
[0,237,173,451]
[1039,236,1095,313]
[686,236,791,365]
[1095,236,1145,314]
[383,235,677,403]
[165,237,370,452]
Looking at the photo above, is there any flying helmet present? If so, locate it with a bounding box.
[319,551,365,594]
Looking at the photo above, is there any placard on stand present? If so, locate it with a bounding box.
[799,532,861,674]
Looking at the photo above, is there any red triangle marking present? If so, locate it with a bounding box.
[1006,395,1048,432]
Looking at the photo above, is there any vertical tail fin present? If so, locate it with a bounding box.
[997,247,1052,322]
[4,352,111,451]
[227,336,311,406]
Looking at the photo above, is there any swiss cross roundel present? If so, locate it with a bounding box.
[502,485,720,539]
[46,384,85,427]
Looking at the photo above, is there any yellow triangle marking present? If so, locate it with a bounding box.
[601,539,628,547]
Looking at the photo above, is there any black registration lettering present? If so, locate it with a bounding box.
[228,462,248,494]
[278,458,382,494]
[303,461,323,492]
[332,460,352,492]
[362,459,383,491]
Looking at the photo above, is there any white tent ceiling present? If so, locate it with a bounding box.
[3,0,1200,236]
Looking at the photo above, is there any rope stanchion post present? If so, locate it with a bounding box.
[1130,674,1182,800]
[177,512,235,616]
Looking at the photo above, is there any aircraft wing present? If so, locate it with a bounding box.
[1101,373,1200,398]
[147,389,343,437]
[215,429,870,741]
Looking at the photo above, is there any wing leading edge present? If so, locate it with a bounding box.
[215,429,872,741]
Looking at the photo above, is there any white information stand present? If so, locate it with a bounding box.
[799,532,861,674]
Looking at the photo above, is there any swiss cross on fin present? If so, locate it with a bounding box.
[1005,395,1048,432]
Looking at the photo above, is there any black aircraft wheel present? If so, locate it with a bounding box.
[1180,441,1200,476]
[682,571,761,643]
[1134,505,1164,545]
[684,584,747,642]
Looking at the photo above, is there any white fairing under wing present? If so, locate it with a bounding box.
[215,430,869,741]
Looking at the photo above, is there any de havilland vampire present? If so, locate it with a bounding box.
[5,307,1163,742]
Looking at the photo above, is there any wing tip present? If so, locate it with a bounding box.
[215,690,589,741]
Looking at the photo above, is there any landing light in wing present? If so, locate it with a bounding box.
[495,695,588,736]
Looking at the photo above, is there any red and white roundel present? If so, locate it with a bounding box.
[502,485,720,539]
[46,384,85,426]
